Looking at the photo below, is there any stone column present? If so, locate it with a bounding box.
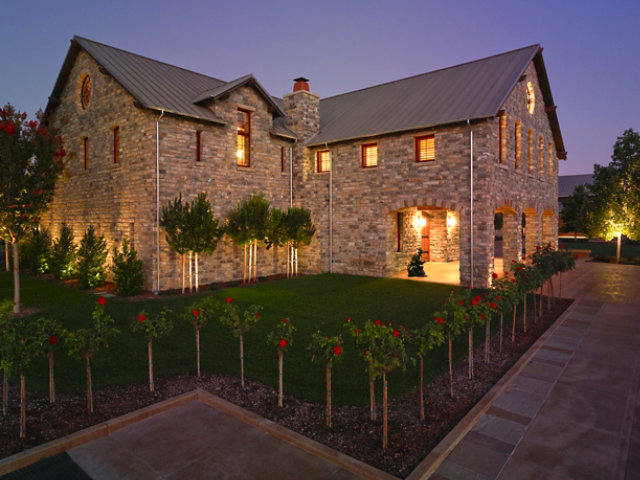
[524,211,541,260]
[541,212,557,247]
[502,210,522,267]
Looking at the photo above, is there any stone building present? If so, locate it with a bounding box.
[42,36,566,290]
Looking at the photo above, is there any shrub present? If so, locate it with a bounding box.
[50,223,77,280]
[77,225,107,288]
[20,229,52,274]
[112,238,144,296]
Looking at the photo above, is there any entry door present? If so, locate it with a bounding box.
[421,217,430,262]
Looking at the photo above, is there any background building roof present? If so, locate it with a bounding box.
[558,174,593,198]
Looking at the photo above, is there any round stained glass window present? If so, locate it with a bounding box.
[80,75,92,110]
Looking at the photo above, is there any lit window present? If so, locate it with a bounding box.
[526,82,535,114]
[80,74,92,110]
[196,130,202,162]
[528,129,534,173]
[514,121,521,169]
[361,143,378,168]
[548,142,553,179]
[83,137,89,170]
[396,212,404,252]
[415,135,435,162]
[237,110,250,167]
[113,127,119,164]
[539,136,544,175]
[316,150,330,173]
[499,114,506,163]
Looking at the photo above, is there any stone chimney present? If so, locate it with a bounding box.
[284,77,320,141]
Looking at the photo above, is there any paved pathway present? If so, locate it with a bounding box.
[427,261,640,480]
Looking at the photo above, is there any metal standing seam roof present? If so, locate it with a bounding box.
[307,45,541,147]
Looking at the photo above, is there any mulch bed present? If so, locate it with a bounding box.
[0,298,572,478]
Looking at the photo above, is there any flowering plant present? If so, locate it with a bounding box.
[132,308,173,340]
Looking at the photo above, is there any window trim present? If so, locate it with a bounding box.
[316,150,330,173]
[361,142,378,168]
[415,134,435,163]
[236,109,250,167]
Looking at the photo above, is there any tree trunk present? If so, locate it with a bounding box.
[368,359,376,421]
[240,335,245,388]
[248,243,253,283]
[4,241,9,272]
[49,349,55,403]
[484,317,491,363]
[12,239,20,314]
[499,312,504,353]
[468,327,474,379]
[294,247,298,276]
[188,251,193,292]
[418,354,424,421]
[616,232,622,263]
[195,252,199,292]
[523,294,527,333]
[326,364,332,427]
[511,304,517,342]
[85,354,93,413]
[382,371,389,450]
[20,373,26,439]
[286,243,291,277]
[148,340,154,392]
[448,335,454,398]
[2,370,8,416]
[181,254,185,294]
[278,349,284,407]
[196,328,201,378]
[243,245,247,284]
[253,240,258,282]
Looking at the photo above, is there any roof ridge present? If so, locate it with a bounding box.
[320,44,541,102]
[73,35,228,85]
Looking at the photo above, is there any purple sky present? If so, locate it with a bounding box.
[2,0,639,175]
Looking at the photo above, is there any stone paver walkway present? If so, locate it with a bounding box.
[426,261,640,480]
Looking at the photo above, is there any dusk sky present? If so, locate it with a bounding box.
[2,0,639,175]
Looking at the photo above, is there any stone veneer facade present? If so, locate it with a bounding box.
[43,51,560,290]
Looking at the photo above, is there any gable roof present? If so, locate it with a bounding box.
[307,45,566,159]
[45,36,284,124]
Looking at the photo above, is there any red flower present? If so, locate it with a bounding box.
[49,335,57,345]
[333,345,342,356]
[459,300,464,306]
[58,148,67,157]
[436,316,444,324]
[355,329,360,334]
[511,278,516,283]
[6,123,14,135]
[0,121,3,131]
[98,297,106,306]
[226,297,232,303]
[518,266,523,271]
[492,272,498,279]
[491,302,497,309]
[393,330,400,337]
[472,299,477,306]
[278,338,287,348]
[255,312,260,318]
[281,318,288,324]
[374,320,381,326]
[192,309,199,316]
[480,314,485,320]
[476,295,481,301]
[21,112,27,119]
[346,316,351,322]
[138,314,146,322]
[27,120,37,129]
[485,301,490,306]
[536,245,541,251]
[561,244,565,249]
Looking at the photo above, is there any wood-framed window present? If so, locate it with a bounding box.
[499,113,506,163]
[82,136,89,170]
[415,134,435,162]
[548,142,554,179]
[528,129,534,173]
[514,121,521,169]
[361,143,378,168]
[539,136,544,175]
[236,109,250,167]
[316,150,330,173]
[396,211,404,252]
[196,130,202,162]
[113,126,119,164]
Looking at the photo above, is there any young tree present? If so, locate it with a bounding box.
[37,317,62,403]
[347,317,378,421]
[219,298,262,387]
[185,193,221,291]
[133,309,173,392]
[77,225,108,288]
[267,318,295,407]
[65,297,119,412]
[281,207,315,277]
[0,105,66,313]
[185,296,218,377]
[411,321,444,421]
[160,194,190,293]
[309,331,343,426]
[50,223,77,280]
[436,292,466,397]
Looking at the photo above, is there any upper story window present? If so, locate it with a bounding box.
[514,121,521,169]
[361,143,378,168]
[196,130,202,162]
[526,82,535,114]
[83,137,89,170]
[548,142,554,179]
[539,136,544,175]
[316,150,330,173]
[415,135,435,162]
[113,126,119,164]
[528,129,534,173]
[236,109,250,167]
[80,74,92,110]
[499,113,506,163]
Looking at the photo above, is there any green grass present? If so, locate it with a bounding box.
[561,238,640,262]
[1,272,491,406]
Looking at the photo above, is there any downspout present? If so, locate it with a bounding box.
[155,109,165,294]
[289,139,297,208]
[326,142,333,273]
[467,119,474,288]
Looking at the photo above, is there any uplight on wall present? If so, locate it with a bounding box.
[447,214,457,228]
[414,215,427,229]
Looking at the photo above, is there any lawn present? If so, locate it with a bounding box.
[0,272,476,406]
[561,238,640,263]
